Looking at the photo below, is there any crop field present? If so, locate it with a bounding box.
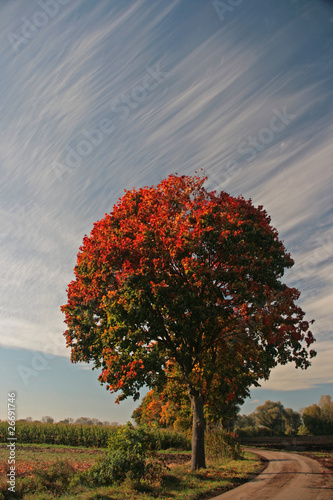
[0,443,104,476]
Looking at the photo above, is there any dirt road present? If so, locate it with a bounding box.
[210,448,333,500]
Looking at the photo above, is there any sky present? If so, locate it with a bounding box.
[0,0,332,424]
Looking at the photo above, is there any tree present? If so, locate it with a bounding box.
[41,416,54,424]
[283,407,302,435]
[254,401,286,435]
[58,418,74,424]
[301,395,333,435]
[301,404,323,435]
[234,413,257,437]
[133,360,245,432]
[61,173,316,469]
[234,402,301,436]
[74,417,100,426]
[319,395,333,433]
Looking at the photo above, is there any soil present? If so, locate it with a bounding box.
[240,435,333,451]
[17,445,103,455]
[300,452,333,471]
[157,452,191,466]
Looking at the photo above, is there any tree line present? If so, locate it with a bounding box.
[133,393,333,437]
[17,416,120,426]
[235,395,333,436]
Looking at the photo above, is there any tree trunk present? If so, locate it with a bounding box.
[189,389,206,470]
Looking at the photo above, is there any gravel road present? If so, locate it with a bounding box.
[210,448,333,500]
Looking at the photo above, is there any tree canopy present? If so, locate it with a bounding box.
[301,395,333,435]
[61,173,315,469]
[234,400,302,436]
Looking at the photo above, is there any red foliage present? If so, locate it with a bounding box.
[61,173,315,467]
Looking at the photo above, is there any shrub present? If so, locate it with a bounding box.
[206,429,243,460]
[76,449,145,486]
[79,422,169,487]
[297,424,312,436]
[108,422,154,455]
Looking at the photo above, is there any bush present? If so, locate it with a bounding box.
[108,422,154,454]
[297,424,312,436]
[78,423,170,487]
[206,429,243,460]
[76,449,145,486]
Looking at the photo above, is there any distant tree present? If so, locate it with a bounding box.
[283,407,302,435]
[91,418,103,426]
[62,173,316,469]
[235,401,301,436]
[234,413,257,437]
[75,417,95,426]
[254,401,286,435]
[301,404,323,435]
[301,395,333,435]
[58,418,74,424]
[319,395,333,432]
[41,416,54,424]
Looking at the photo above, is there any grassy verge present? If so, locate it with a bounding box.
[0,445,264,500]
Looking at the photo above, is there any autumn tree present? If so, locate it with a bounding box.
[61,173,315,469]
[133,359,248,432]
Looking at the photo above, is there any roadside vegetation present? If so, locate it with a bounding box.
[0,424,264,499]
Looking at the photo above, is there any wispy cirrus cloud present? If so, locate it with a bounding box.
[0,0,332,402]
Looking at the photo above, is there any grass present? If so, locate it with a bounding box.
[0,444,264,499]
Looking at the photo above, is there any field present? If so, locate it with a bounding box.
[240,435,333,452]
[2,429,332,499]
[0,443,265,499]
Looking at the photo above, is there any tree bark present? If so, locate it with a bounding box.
[189,389,206,470]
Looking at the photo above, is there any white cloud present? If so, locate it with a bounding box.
[257,341,333,391]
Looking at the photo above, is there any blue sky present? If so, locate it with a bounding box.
[0,0,332,423]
